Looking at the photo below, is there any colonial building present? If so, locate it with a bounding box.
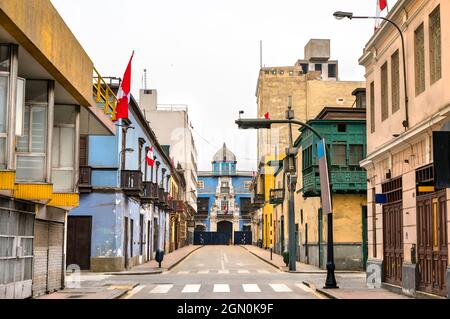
[359,0,449,297]
[68,84,186,272]
[196,144,253,244]
[254,38,364,250]
[0,0,116,298]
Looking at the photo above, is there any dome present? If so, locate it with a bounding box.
[212,143,237,163]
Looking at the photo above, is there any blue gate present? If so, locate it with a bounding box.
[194,232,231,245]
[234,231,252,245]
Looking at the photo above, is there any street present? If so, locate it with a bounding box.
[122,246,323,299]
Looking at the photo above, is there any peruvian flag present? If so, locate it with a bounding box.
[375,0,389,31]
[146,146,155,167]
[264,112,270,119]
[114,52,134,121]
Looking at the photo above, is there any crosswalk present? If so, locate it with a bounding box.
[146,283,313,295]
[173,269,276,275]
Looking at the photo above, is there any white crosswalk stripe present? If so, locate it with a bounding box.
[218,270,229,274]
[150,284,173,294]
[269,284,292,292]
[238,270,250,274]
[213,284,230,293]
[182,284,201,293]
[177,271,189,274]
[242,284,261,293]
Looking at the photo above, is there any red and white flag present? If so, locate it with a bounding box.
[375,0,389,31]
[264,112,270,119]
[114,52,134,121]
[146,146,155,167]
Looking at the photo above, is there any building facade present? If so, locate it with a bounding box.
[68,88,186,272]
[0,0,116,299]
[359,0,449,297]
[196,144,253,243]
[254,38,364,252]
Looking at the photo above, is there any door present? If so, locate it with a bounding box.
[417,191,448,296]
[383,202,403,286]
[280,216,285,253]
[362,206,369,270]
[139,215,144,256]
[217,221,233,245]
[124,217,129,269]
[32,221,49,296]
[153,218,158,254]
[47,222,64,292]
[147,222,151,262]
[67,216,92,270]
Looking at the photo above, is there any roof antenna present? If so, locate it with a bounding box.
[143,69,148,90]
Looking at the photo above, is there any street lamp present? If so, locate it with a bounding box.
[333,11,409,129]
[236,110,338,288]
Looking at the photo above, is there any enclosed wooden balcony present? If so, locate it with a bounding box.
[142,181,158,203]
[120,170,143,197]
[78,166,92,193]
[269,188,285,205]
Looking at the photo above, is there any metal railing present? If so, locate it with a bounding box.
[269,188,285,205]
[120,170,143,192]
[93,67,118,121]
[78,166,92,186]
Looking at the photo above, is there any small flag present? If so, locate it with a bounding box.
[379,0,387,11]
[146,146,155,167]
[375,0,389,31]
[264,112,270,119]
[114,52,134,121]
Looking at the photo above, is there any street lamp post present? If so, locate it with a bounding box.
[236,113,338,288]
[333,11,409,129]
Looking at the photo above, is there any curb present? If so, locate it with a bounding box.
[113,283,141,299]
[167,245,205,271]
[302,281,338,299]
[105,270,163,276]
[240,246,282,271]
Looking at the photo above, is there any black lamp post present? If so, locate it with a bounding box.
[236,114,338,288]
[333,11,409,129]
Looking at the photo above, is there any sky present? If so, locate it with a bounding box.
[50,0,396,171]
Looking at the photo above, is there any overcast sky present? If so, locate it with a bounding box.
[51,0,396,171]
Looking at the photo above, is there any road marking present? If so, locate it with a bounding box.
[197,264,205,267]
[223,253,229,263]
[242,284,261,293]
[182,284,201,293]
[177,271,189,274]
[269,284,292,292]
[218,270,229,274]
[238,270,250,274]
[296,283,314,293]
[198,270,209,274]
[213,284,230,293]
[257,269,270,274]
[124,285,145,299]
[150,284,173,294]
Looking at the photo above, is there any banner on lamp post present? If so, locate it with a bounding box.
[318,139,332,215]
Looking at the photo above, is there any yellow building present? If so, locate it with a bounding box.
[255,39,364,252]
[0,0,115,298]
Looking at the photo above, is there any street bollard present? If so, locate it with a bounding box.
[270,248,273,260]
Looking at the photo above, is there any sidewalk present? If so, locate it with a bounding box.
[110,244,203,275]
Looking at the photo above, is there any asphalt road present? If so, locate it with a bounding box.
[123,246,324,299]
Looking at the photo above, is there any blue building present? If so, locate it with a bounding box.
[196,144,253,243]
[67,83,186,272]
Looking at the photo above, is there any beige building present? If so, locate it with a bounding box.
[359,0,449,297]
[254,39,364,257]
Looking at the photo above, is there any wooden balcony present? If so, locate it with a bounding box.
[269,188,285,205]
[78,166,92,193]
[142,181,158,203]
[120,170,143,197]
[251,194,265,208]
[170,200,185,212]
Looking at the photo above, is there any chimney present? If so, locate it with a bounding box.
[352,88,366,109]
[139,89,158,121]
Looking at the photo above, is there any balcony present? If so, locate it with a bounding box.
[142,181,158,203]
[303,167,367,197]
[171,200,185,212]
[269,189,285,206]
[78,166,93,193]
[251,194,265,208]
[120,170,143,197]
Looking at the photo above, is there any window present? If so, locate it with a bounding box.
[328,64,337,78]
[221,200,229,212]
[197,180,204,189]
[331,144,346,166]
[337,124,347,133]
[244,181,252,190]
[300,64,309,74]
[300,209,303,224]
[302,146,313,170]
[0,76,7,169]
[429,6,441,84]
[52,105,76,192]
[315,64,322,72]
[381,62,389,121]
[0,45,10,72]
[370,82,375,133]
[391,51,400,114]
[349,145,364,166]
[414,23,425,95]
[15,78,25,136]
